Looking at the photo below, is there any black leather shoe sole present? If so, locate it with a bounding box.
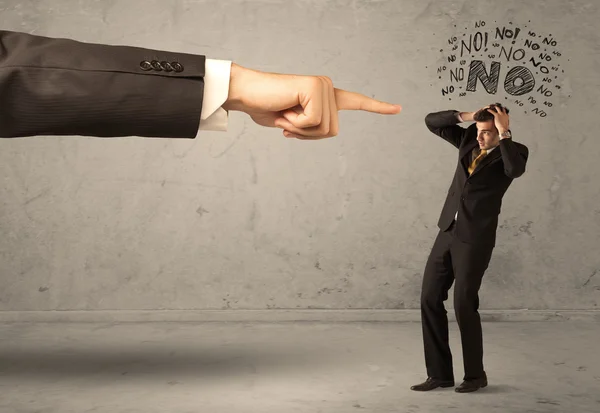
[410,381,455,391]
[455,381,487,393]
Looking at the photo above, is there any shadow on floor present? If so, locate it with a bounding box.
[477,384,520,394]
[0,345,341,378]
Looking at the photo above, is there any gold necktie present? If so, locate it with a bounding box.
[468,149,487,175]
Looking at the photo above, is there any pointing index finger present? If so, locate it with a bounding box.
[334,88,402,114]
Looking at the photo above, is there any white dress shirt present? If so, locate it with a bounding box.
[197,59,232,132]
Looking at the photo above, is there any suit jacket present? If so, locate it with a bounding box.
[0,30,206,138]
[425,110,529,246]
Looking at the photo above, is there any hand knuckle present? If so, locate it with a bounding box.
[308,116,321,128]
[309,77,322,90]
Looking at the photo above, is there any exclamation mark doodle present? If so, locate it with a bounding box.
[484,32,489,48]
[512,28,521,44]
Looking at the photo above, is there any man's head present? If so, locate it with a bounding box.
[473,103,509,150]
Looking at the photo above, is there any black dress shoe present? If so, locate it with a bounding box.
[410,377,455,391]
[455,374,488,393]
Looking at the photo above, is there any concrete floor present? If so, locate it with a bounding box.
[0,321,599,413]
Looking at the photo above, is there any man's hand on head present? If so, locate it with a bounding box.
[486,105,510,135]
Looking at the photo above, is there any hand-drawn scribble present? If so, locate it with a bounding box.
[504,66,536,95]
[430,21,568,118]
[466,61,501,94]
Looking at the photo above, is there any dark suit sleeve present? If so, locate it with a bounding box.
[424,110,467,149]
[0,30,206,138]
[499,137,528,178]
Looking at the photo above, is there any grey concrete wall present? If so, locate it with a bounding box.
[0,0,598,312]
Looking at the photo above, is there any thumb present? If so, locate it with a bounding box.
[279,91,324,129]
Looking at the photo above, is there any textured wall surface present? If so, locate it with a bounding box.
[0,0,598,311]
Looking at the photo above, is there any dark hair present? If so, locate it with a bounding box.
[473,103,510,122]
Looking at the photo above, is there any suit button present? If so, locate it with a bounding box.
[151,60,163,71]
[171,62,184,72]
[139,60,152,71]
[160,61,173,72]
[461,196,465,201]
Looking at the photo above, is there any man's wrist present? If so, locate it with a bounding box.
[459,111,474,122]
[499,129,511,139]
[222,63,245,112]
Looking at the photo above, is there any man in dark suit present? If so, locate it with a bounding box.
[411,104,528,393]
[0,30,401,140]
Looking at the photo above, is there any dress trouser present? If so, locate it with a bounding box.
[420,220,494,381]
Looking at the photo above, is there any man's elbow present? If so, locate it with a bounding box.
[505,147,529,178]
[424,113,437,131]
[505,165,526,178]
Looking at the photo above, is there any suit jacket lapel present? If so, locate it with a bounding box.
[460,138,479,175]
[469,146,501,177]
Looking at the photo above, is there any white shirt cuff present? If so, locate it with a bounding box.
[198,59,232,132]
[456,112,464,122]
